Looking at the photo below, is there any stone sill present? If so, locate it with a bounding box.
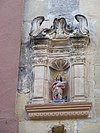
[25,102,92,120]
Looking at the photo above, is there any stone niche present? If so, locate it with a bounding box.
[25,14,92,120]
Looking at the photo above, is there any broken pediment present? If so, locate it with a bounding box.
[29,14,89,40]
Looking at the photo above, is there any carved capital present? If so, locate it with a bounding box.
[33,57,48,66]
[70,35,90,48]
[70,56,85,65]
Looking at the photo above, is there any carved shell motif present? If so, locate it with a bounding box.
[50,59,69,71]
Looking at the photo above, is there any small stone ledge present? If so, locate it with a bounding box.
[25,102,92,120]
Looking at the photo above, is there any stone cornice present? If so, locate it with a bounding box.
[31,36,90,50]
[25,102,92,120]
[70,35,90,48]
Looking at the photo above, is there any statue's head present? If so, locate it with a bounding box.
[56,75,62,82]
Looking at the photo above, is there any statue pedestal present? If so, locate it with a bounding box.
[50,100,65,103]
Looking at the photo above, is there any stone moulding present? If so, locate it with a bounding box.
[70,35,90,47]
[25,102,92,120]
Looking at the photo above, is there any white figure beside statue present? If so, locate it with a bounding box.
[52,75,65,100]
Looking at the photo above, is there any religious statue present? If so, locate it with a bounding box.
[52,75,65,100]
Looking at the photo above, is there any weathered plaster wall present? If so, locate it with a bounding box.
[0,0,23,132]
[22,0,48,43]
[80,0,100,118]
[17,0,100,133]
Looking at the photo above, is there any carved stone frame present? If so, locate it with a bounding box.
[25,15,92,120]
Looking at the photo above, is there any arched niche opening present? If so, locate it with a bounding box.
[48,59,70,103]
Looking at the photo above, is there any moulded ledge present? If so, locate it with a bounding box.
[70,35,90,47]
[25,102,92,120]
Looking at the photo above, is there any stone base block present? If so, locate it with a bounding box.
[25,102,92,120]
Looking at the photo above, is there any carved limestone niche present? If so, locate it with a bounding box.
[25,14,92,120]
[48,59,70,102]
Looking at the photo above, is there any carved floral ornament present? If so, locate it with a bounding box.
[29,14,89,41]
